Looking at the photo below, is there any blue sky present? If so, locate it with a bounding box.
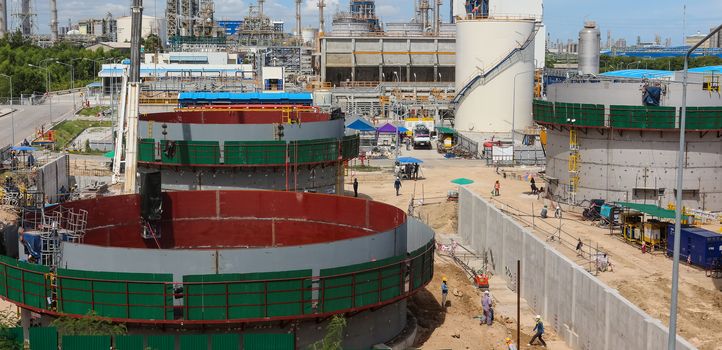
[18,0,722,45]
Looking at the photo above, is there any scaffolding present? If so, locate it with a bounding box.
[568,128,579,204]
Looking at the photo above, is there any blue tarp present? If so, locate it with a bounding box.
[178,92,314,106]
[398,126,409,133]
[600,69,674,80]
[397,157,424,164]
[346,118,376,131]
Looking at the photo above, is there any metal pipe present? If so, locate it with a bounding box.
[668,22,722,350]
[129,0,143,83]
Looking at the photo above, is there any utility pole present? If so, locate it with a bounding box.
[0,73,14,145]
[668,23,722,350]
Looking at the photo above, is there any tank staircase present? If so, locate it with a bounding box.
[451,21,542,109]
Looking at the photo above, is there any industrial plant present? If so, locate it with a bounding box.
[0,0,720,349]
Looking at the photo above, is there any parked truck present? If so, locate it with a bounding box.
[412,124,431,149]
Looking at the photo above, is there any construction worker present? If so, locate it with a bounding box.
[494,180,501,196]
[576,238,584,257]
[353,178,359,197]
[394,176,402,196]
[529,315,547,347]
[481,290,492,325]
[441,276,449,309]
[505,337,518,350]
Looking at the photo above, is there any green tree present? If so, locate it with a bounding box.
[309,315,346,350]
[143,34,163,53]
[51,311,127,336]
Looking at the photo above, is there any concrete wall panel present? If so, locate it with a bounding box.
[457,187,695,350]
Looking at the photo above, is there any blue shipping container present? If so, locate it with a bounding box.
[666,225,722,269]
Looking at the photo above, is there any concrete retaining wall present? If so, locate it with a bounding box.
[458,187,696,350]
[37,155,69,203]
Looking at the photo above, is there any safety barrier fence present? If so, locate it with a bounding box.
[533,99,722,130]
[5,326,297,350]
[137,135,360,167]
[0,241,434,324]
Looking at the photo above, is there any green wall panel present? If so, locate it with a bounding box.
[29,327,57,350]
[61,335,111,350]
[211,334,240,350]
[115,335,144,350]
[147,335,175,350]
[161,140,220,165]
[243,333,294,350]
[137,138,156,162]
[180,334,208,350]
[685,107,722,129]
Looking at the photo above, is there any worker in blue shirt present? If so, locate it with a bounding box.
[529,315,547,347]
[441,276,449,309]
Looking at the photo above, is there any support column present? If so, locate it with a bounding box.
[434,65,438,82]
[351,38,356,82]
[21,308,30,346]
[406,65,411,82]
[379,65,383,82]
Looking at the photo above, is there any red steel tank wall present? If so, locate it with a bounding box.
[57,191,405,249]
[140,110,330,124]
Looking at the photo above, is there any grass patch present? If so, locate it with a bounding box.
[51,120,112,149]
[348,165,382,172]
[77,106,109,116]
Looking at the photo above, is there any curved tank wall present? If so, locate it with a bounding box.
[578,21,600,75]
[454,19,536,133]
[544,128,722,211]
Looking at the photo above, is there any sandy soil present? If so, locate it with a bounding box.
[347,147,720,349]
[348,150,568,349]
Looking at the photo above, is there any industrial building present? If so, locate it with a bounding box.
[535,24,722,210]
[117,15,167,45]
[320,0,456,85]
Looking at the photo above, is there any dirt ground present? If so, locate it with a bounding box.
[347,148,721,349]
[347,152,568,349]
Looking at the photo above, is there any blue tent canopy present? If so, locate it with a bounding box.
[346,118,376,131]
[398,126,409,133]
[397,157,423,164]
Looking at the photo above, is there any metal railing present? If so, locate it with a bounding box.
[0,242,435,324]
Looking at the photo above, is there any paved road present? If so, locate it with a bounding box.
[0,94,78,147]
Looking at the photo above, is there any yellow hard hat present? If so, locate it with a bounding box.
[505,337,512,343]
[442,276,447,282]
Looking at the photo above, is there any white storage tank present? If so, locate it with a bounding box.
[454,19,537,133]
[578,21,600,75]
[302,27,319,47]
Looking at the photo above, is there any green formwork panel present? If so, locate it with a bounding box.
[646,106,676,129]
[224,141,287,165]
[685,107,722,129]
[289,139,338,164]
[579,104,605,126]
[115,335,144,350]
[138,138,156,162]
[62,335,111,350]
[320,256,404,313]
[184,270,312,321]
[212,334,240,350]
[410,242,435,290]
[610,105,646,128]
[57,269,173,321]
[161,140,220,165]
[180,334,208,350]
[341,135,360,159]
[243,333,294,350]
[29,327,57,350]
[0,257,51,309]
[147,335,175,350]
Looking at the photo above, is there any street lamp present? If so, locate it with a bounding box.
[28,63,54,126]
[0,73,15,145]
[56,61,76,112]
[668,22,722,350]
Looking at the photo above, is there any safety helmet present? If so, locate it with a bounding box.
[535,315,541,320]
[505,337,512,343]
[442,276,447,282]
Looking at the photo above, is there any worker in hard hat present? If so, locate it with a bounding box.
[505,337,518,350]
[441,276,449,309]
[481,290,493,325]
[529,315,547,347]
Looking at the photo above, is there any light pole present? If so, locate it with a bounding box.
[56,61,76,112]
[668,23,722,350]
[512,70,534,146]
[28,63,54,126]
[0,74,14,145]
